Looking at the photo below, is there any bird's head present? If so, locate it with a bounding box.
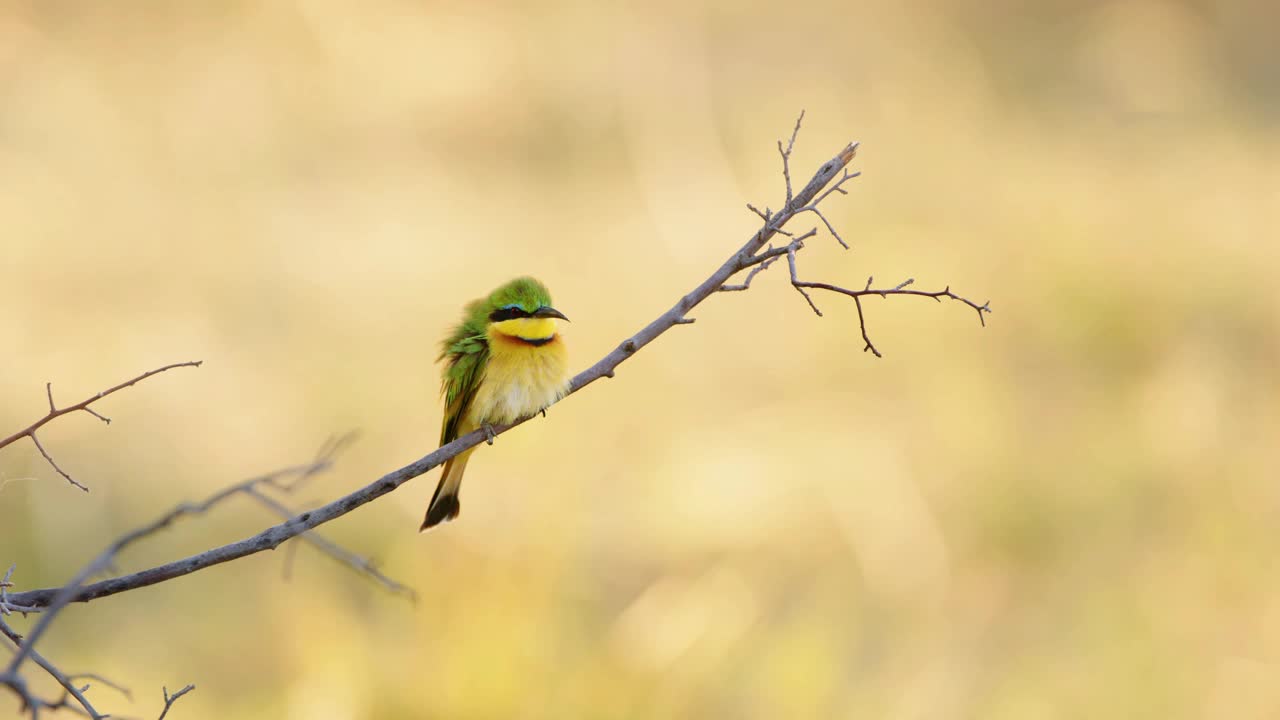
[485,276,568,342]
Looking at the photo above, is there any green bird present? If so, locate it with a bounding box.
[420,277,571,531]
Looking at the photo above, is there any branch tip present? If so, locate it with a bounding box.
[778,111,805,206]
[158,684,195,720]
[2,361,205,493]
[30,434,89,492]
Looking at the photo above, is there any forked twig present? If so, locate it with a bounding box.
[0,362,202,492]
[157,684,195,719]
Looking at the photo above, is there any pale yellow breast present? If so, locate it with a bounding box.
[468,333,569,426]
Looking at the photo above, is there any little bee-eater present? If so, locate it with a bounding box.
[420,276,570,531]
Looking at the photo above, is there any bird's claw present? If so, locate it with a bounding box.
[539,408,547,418]
[483,424,497,446]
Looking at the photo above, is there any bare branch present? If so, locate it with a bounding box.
[243,486,416,602]
[7,115,984,626]
[853,296,879,357]
[28,434,88,493]
[0,362,202,491]
[67,674,131,702]
[786,268,992,356]
[730,227,818,274]
[81,408,111,426]
[2,362,202,450]
[7,124,863,615]
[0,671,38,720]
[157,684,195,720]
[4,568,180,717]
[793,164,859,250]
[2,616,104,719]
[786,245,824,316]
[719,256,780,292]
[1,565,16,616]
[721,229,815,294]
[809,166,861,207]
[4,437,411,682]
[800,206,849,249]
[2,114,989,720]
[778,110,805,207]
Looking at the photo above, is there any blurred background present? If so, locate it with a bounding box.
[1,1,1277,718]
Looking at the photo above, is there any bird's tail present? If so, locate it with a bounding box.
[420,448,473,531]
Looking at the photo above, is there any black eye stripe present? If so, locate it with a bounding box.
[488,307,531,322]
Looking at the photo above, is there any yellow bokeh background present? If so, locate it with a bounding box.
[2,1,1278,718]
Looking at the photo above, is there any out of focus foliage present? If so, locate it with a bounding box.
[2,1,1277,718]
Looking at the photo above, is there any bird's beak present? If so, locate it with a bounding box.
[532,306,570,322]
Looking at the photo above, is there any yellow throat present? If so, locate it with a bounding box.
[490,316,558,341]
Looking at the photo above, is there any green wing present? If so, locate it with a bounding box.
[439,302,489,446]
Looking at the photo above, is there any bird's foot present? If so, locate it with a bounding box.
[539,408,547,418]
[483,424,497,446]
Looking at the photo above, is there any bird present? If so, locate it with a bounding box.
[420,276,570,531]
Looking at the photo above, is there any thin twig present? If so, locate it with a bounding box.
[157,684,195,720]
[67,673,132,702]
[0,362,202,491]
[4,437,409,680]
[731,227,817,273]
[809,167,861,208]
[786,245,824,316]
[2,616,104,718]
[800,206,849,249]
[786,270,991,356]
[28,435,88,493]
[853,296,878,357]
[722,233,818,293]
[243,486,417,602]
[2,567,40,618]
[0,671,37,719]
[1,566,14,616]
[796,164,859,249]
[719,255,781,292]
[777,110,805,208]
